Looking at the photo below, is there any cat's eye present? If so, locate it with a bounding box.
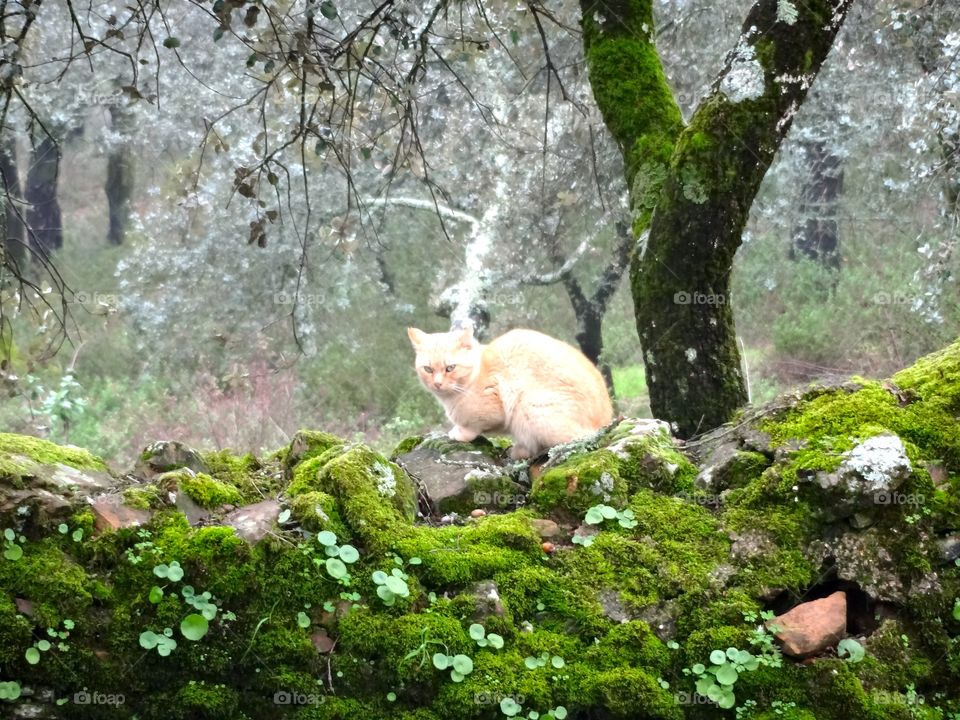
[445,364,456,373]
[422,365,433,373]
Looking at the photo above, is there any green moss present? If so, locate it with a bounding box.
[893,338,960,415]
[288,490,351,537]
[578,666,682,719]
[179,472,245,508]
[0,432,106,471]
[123,483,164,510]
[174,680,241,719]
[289,446,416,551]
[202,449,271,500]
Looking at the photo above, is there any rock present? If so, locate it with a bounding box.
[807,530,906,603]
[635,599,679,641]
[694,441,769,493]
[849,512,876,530]
[730,530,776,563]
[311,629,335,654]
[599,589,633,624]
[15,598,33,616]
[223,499,281,543]
[173,488,210,527]
[808,433,912,521]
[530,518,560,538]
[937,534,960,564]
[89,495,152,532]
[769,591,847,658]
[134,440,208,478]
[470,580,505,619]
[396,435,523,514]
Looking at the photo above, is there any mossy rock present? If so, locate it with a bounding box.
[1,341,960,718]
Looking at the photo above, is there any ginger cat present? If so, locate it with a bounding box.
[407,325,613,459]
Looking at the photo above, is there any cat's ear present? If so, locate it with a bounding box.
[407,327,427,348]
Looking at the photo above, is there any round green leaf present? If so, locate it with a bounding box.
[715,663,739,686]
[139,631,159,649]
[153,564,169,578]
[468,623,485,640]
[58,523,69,534]
[432,653,449,670]
[4,544,22,561]
[450,670,464,682]
[451,654,473,675]
[717,688,736,709]
[500,697,521,716]
[297,611,311,629]
[386,692,396,702]
[524,656,539,669]
[326,557,348,579]
[709,649,727,665]
[180,614,209,641]
[317,530,338,547]
[371,570,388,585]
[166,563,184,582]
[37,639,51,652]
[554,708,567,720]
[25,647,40,664]
[162,37,181,49]
[338,544,360,564]
[599,505,618,519]
[385,575,408,596]
[149,586,164,604]
[551,655,565,669]
[487,633,504,649]
[584,507,604,524]
[691,663,706,675]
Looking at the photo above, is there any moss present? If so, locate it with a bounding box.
[179,472,245,508]
[0,431,107,471]
[390,436,422,458]
[288,490,351,537]
[578,666,683,719]
[174,680,241,719]
[202,449,272,500]
[290,446,416,551]
[531,449,627,516]
[123,483,164,510]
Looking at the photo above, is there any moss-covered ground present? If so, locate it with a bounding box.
[1,341,959,719]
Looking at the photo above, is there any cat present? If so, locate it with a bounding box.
[407,324,613,460]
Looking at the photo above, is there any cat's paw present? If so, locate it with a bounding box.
[509,445,533,460]
[448,425,478,443]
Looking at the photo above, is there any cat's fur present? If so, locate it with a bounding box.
[407,325,613,459]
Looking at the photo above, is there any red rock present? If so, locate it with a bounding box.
[768,591,847,658]
[15,598,34,616]
[223,499,281,543]
[90,496,152,533]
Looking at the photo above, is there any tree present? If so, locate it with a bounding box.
[580,0,854,436]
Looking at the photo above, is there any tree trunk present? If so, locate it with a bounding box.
[0,136,26,269]
[25,133,63,255]
[105,106,135,245]
[790,140,843,270]
[583,0,853,437]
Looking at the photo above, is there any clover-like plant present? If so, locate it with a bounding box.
[373,568,410,606]
[57,524,83,542]
[139,628,178,656]
[523,652,565,670]
[432,652,474,682]
[316,530,360,585]
[468,623,504,650]
[686,647,761,710]
[583,504,637,529]
[0,681,21,701]
[3,528,24,561]
[837,638,865,663]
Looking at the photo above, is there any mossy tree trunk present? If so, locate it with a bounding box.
[582,0,853,437]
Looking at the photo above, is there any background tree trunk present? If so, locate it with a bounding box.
[105,105,135,245]
[0,136,26,269]
[790,139,844,270]
[583,0,853,437]
[25,133,63,255]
